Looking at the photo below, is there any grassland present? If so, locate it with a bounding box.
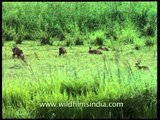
[2,40,157,118]
[2,2,157,119]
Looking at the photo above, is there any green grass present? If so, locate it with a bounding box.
[2,2,157,119]
[2,41,157,119]
[2,2,157,44]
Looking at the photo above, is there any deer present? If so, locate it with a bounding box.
[59,47,67,55]
[135,60,149,70]
[12,47,26,63]
[89,47,102,54]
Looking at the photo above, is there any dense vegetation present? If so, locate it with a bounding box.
[2,2,157,46]
[2,2,157,119]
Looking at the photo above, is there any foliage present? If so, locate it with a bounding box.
[145,39,154,47]
[2,2,157,119]
[2,2,157,44]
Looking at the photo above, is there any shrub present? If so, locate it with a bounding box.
[119,24,140,44]
[95,36,104,45]
[145,39,154,47]
[16,39,22,44]
[5,34,14,41]
[38,31,53,45]
[65,34,74,46]
[3,28,16,41]
[66,39,74,47]
[143,24,155,36]
[40,36,52,45]
[15,36,23,44]
[89,30,105,45]
[23,33,33,40]
[49,25,65,41]
[75,36,84,45]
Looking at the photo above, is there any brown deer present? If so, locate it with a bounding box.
[59,47,67,55]
[12,47,26,63]
[135,60,149,70]
[89,47,102,54]
[98,46,109,51]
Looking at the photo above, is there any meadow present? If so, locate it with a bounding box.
[2,2,157,119]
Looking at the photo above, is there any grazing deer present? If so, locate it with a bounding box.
[59,47,67,55]
[12,47,26,63]
[135,60,149,70]
[98,46,109,51]
[89,47,102,54]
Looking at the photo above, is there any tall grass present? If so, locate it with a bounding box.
[2,2,157,45]
[2,41,157,118]
[2,2,157,119]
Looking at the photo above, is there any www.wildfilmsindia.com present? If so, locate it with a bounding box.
[40,101,123,108]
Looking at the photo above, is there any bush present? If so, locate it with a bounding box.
[38,31,53,45]
[119,24,140,44]
[16,39,22,44]
[105,29,113,39]
[23,33,33,40]
[145,39,154,47]
[5,34,14,41]
[143,24,155,36]
[49,25,65,41]
[15,36,23,44]
[66,39,74,47]
[95,36,104,45]
[75,36,84,45]
[65,34,74,46]
[89,30,105,45]
[3,28,16,41]
[2,2,157,44]
[40,36,52,45]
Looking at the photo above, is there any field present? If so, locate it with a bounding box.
[2,41,157,118]
[2,2,157,119]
